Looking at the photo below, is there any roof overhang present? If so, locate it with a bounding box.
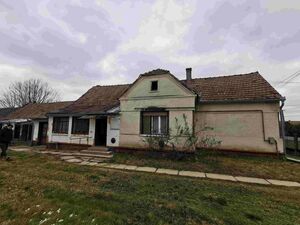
[1,119,32,123]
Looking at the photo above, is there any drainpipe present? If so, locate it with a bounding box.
[280,97,300,163]
[279,97,286,155]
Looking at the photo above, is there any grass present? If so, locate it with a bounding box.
[0,151,299,225]
[111,149,300,182]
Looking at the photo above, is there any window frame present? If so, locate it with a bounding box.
[150,80,158,91]
[71,116,89,135]
[140,111,169,135]
[52,117,69,134]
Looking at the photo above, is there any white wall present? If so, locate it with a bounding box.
[48,116,95,145]
[107,115,120,147]
[32,121,39,142]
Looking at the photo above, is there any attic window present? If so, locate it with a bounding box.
[151,81,158,91]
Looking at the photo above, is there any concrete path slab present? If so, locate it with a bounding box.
[136,166,157,173]
[235,176,270,185]
[65,158,82,163]
[156,168,178,175]
[79,161,91,165]
[179,171,206,178]
[101,164,118,168]
[112,164,128,169]
[61,156,76,160]
[124,165,138,171]
[267,179,300,187]
[9,147,31,152]
[206,173,237,182]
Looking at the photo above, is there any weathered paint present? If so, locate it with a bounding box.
[106,116,120,147]
[48,116,95,145]
[32,121,39,142]
[120,73,196,149]
[195,102,283,153]
[47,115,119,147]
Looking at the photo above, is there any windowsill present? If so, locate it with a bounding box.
[140,134,169,137]
[71,133,89,136]
[149,90,159,93]
[52,133,68,136]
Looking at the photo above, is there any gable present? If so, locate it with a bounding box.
[121,73,195,100]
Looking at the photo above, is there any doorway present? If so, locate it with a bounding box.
[94,117,107,146]
[38,122,48,145]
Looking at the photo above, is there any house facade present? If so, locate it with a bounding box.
[47,69,284,154]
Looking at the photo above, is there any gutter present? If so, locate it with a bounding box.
[280,97,300,163]
[198,98,280,104]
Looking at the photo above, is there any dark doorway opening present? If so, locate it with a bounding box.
[38,122,48,145]
[21,124,33,142]
[14,124,21,139]
[95,117,107,146]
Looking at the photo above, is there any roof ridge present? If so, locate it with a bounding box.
[185,71,259,81]
[94,83,130,87]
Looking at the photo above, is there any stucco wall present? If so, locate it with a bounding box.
[119,74,196,149]
[194,102,283,153]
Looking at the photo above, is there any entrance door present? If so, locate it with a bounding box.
[94,118,107,146]
[38,122,48,145]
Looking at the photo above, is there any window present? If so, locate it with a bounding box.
[141,112,168,135]
[53,117,69,134]
[72,117,89,135]
[110,117,120,130]
[151,80,158,91]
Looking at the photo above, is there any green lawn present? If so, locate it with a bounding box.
[111,150,300,182]
[0,151,299,225]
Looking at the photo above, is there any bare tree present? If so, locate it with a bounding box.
[0,78,61,107]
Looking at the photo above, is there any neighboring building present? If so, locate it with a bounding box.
[2,102,72,145]
[0,107,18,129]
[47,69,284,154]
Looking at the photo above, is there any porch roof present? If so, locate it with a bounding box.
[3,101,73,121]
[49,84,129,115]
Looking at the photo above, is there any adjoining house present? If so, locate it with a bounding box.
[1,102,72,145]
[47,69,285,154]
[0,107,18,129]
[47,84,129,149]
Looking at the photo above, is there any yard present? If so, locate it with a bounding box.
[112,150,300,182]
[0,151,300,225]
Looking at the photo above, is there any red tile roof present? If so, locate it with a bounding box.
[55,84,130,114]
[0,108,18,121]
[182,71,282,102]
[52,70,281,115]
[4,101,73,120]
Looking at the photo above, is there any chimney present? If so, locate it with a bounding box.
[186,68,192,80]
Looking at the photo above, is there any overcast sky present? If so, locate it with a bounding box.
[0,0,299,120]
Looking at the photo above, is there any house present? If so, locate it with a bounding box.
[1,102,72,145]
[47,69,284,154]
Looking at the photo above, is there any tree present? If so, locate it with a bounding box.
[0,78,61,107]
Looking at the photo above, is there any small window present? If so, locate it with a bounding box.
[151,81,158,91]
[110,117,120,130]
[141,111,168,135]
[53,117,69,134]
[72,117,89,135]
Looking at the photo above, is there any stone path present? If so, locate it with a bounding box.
[9,148,300,188]
[62,158,300,187]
